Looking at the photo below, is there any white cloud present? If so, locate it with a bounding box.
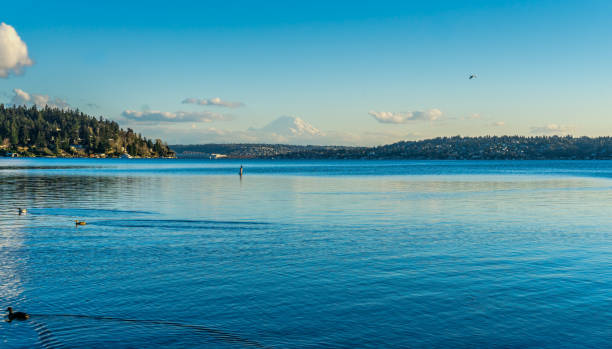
[121,109,229,123]
[0,23,33,78]
[492,121,505,127]
[530,124,574,134]
[187,127,414,146]
[140,115,416,146]
[182,97,244,108]
[369,109,442,124]
[10,88,69,109]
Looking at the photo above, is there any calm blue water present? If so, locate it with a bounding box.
[1,159,612,348]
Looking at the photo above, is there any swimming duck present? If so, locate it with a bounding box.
[75,220,86,226]
[18,208,27,215]
[6,307,29,321]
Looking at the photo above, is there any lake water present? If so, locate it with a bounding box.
[1,159,612,348]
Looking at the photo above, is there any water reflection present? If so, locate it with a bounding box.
[0,222,26,303]
[0,197,30,347]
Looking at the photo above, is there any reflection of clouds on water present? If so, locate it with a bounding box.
[0,225,26,301]
[0,211,30,346]
[0,189,31,302]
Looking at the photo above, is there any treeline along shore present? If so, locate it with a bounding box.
[172,136,612,160]
[0,105,174,158]
[3,104,611,160]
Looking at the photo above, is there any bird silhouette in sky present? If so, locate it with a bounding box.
[469,74,477,80]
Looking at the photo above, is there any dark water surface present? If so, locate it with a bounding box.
[1,159,612,348]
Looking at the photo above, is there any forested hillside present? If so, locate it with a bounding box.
[0,104,174,157]
[172,136,612,160]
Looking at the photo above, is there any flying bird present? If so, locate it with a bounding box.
[469,74,477,80]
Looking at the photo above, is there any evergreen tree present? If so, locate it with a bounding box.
[0,104,174,158]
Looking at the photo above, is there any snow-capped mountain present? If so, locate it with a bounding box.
[258,116,323,137]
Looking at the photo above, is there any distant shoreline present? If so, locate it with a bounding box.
[170,136,612,160]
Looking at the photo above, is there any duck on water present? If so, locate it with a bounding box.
[6,307,29,321]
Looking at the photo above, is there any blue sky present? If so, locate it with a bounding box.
[1,0,611,145]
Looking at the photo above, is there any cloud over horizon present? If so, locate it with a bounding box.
[369,109,442,124]
[121,109,230,123]
[0,23,33,78]
[138,115,417,146]
[530,124,574,134]
[10,88,69,109]
[182,97,244,108]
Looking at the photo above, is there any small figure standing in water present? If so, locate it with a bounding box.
[239,165,243,177]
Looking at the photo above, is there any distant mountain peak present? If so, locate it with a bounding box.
[260,116,322,137]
